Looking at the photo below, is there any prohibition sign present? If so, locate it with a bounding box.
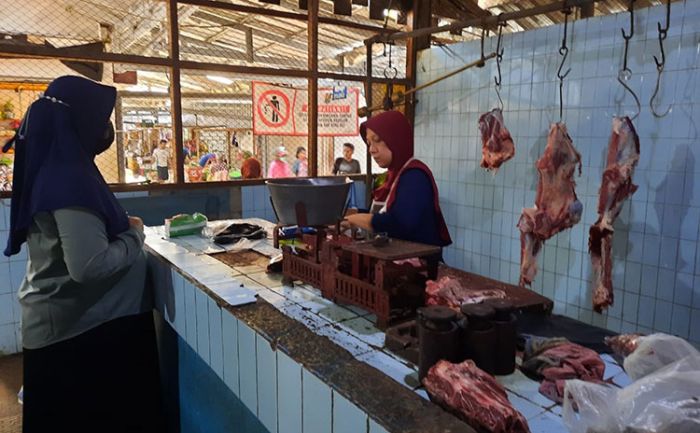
[257,89,291,128]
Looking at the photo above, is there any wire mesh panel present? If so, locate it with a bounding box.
[0,0,170,59]
[180,69,309,183]
[315,78,375,176]
[317,23,369,76]
[177,3,308,70]
[119,67,174,184]
[0,58,173,189]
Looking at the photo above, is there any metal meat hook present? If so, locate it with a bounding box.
[650,0,672,118]
[494,18,506,111]
[618,0,641,120]
[557,8,572,122]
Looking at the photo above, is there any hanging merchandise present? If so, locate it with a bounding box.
[650,0,672,117]
[588,1,643,313]
[479,20,515,173]
[518,8,583,287]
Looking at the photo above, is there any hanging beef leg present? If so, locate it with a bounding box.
[590,116,640,313]
[518,123,583,286]
[479,108,515,172]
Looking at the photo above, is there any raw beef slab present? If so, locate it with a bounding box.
[518,123,583,286]
[479,108,515,172]
[589,116,640,313]
[423,360,531,433]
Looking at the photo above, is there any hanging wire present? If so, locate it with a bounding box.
[494,17,506,111]
[557,7,572,122]
[650,0,672,117]
[617,0,641,120]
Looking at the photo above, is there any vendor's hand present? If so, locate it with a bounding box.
[128,216,144,232]
[345,213,373,231]
[344,208,358,217]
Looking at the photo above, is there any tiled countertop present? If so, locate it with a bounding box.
[144,220,631,433]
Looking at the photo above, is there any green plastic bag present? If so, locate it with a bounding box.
[164,212,208,238]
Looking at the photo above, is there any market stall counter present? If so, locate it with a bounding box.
[145,218,630,433]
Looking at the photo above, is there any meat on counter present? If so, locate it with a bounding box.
[521,337,606,404]
[479,108,515,172]
[589,116,640,313]
[423,360,531,433]
[518,123,583,286]
[425,276,506,310]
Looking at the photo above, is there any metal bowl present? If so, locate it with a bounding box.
[266,177,353,226]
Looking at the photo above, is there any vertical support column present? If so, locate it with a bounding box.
[364,40,373,207]
[308,0,319,177]
[167,0,185,183]
[405,0,432,126]
[114,94,125,183]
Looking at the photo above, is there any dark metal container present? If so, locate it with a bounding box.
[487,299,517,375]
[460,303,497,375]
[417,306,460,380]
[266,178,353,226]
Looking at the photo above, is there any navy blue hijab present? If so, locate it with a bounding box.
[4,75,129,257]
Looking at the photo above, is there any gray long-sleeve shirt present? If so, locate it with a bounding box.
[19,207,149,349]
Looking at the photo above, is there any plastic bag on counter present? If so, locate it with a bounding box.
[562,354,700,433]
[623,333,699,381]
[164,213,208,238]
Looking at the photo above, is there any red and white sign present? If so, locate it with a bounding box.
[252,81,359,136]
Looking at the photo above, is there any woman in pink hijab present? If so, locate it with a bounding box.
[345,110,451,248]
[267,146,293,178]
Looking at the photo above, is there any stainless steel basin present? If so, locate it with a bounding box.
[266,177,353,226]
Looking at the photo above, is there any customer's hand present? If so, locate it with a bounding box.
[128,216,144,232]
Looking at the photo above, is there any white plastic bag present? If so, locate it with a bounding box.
[623,333,699,381]
[562,354,700,433]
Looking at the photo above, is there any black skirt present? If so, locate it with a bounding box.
[22,311,165,433]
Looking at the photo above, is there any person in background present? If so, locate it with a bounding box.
[152,138,170,182]
[292,146,308,177]
[199,151,216,167]
[241,151,262,179]
[345,110,451,250]
[267,145,293,178]
[4,76,163,433]
[333,142,361,175]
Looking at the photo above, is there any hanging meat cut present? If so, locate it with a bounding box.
[423,360,531,433]
[590,117,640,313]
[479,108,515,171]
[518,123,582,286]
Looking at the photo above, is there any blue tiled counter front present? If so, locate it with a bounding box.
[144,221,627,433]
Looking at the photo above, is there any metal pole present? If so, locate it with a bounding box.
[369,0,603,44]
[167,0,185,184]
[308,0,319,177]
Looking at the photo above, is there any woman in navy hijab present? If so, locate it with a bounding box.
[5,76,163,432]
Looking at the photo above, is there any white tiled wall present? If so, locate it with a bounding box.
[0,198,23,355]
[414,1,700,344]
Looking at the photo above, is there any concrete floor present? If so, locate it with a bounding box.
[0,355,22,433]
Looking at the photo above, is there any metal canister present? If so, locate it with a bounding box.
[417,306,460,380]
[460,303,497,375]
[486,299,517,375]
